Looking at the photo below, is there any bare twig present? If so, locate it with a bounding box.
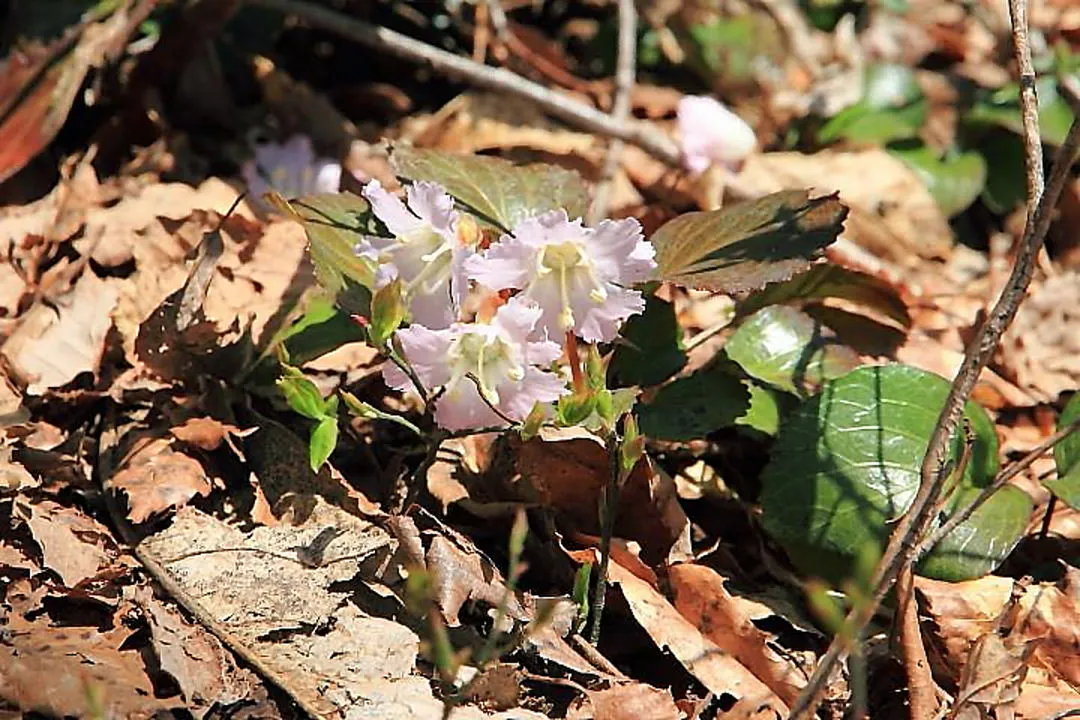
[587,0,636,225]
[247,0,681,167]
[896,563,939,718]
[788,2,1080,715]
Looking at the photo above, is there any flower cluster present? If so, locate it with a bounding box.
[357,180,657,431]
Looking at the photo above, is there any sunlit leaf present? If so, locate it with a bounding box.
[277,366,329,421]
[636,365,749,441]
[966,76,1075,147]
[761,364,1032,583]
[735,381,791,436]
[725,306,861,397]
[269,294,367,367]
[887,140,987,217]
[308,416,338,473]
[268,192,375,314]
[651,190,848,293]
[1046,394,1080,509]
[819,65,927,145]
[737,264,911,327]
[609,295,687,388]
[390,145,590,230]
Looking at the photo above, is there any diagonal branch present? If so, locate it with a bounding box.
[788,1,1080,716]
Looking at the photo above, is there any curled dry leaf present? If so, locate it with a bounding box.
[107,436,212,524]
[917,571,1080,715]
[513,427,692,565]
[607,560,789,716]
[1,271,117,394]
[12,497,113,586]
[169,416,250,452]
[669,563,813,707]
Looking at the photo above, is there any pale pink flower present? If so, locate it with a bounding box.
[384,299,567,431]
[465,211,655,343]
[677,95,757,175]
[354,180,475,329]
[242,135,342,201]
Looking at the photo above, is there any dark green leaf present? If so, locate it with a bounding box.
[390,146,590,230]
[978,131,1028,214]
[760,364,1031,583]
[636,366,750,441]
[609,295,687,388]
[725,306,861,397]
[269,192,375,314]
[309,416,339,473]
[887,140,987,217]
[738,264,911,327]
[651,190,848,293]
[819,64,927,145]
[277,367,329,421]
[1046,394,1080,509]
[966,77,1075,147]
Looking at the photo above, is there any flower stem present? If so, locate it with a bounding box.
[565,331,584,394]
[588,431,622,644]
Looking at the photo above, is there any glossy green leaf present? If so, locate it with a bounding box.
[651,190,848,293]
[390,146,590,230]
[887,140,987,217]
[277,366,329,421]
[309,416,339,472]
[738,264,911,327]
[609,295,687,388]
[1047,394,1080,509]
[725,306,861,398]
[761,364,1031,583]
[270,192,375,315]
[636,365,750,441]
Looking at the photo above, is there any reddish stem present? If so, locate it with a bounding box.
[565,331,585,394]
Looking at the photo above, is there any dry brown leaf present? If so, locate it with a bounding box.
[999,270,1080,402]
[0,443,37,492]
[953,633,1030,720]
[669,563,812,706]
[427,532,529,628]
[738,149,953,261]
[1,271,117,393]
[169,416,248,452]
[0,611,169,718]
[108,436,212,523]
[567,683,682,720]
[514,427,692,565]
[13,497,112,586]
[608,560,789,716]
[135,586,259,713]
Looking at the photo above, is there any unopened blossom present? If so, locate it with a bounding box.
[384,299,567,431]
[355,180,475,329]
[465,211,655,343]
[677,95,757,175]
[242,135,342,201]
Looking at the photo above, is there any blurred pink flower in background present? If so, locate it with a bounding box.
[383,299,567,431]
[354,180,475,330]
[677,95,757,175]
[242,135,341,201]
[465,211,655,343]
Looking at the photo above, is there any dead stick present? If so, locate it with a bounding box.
[896,563,938,718]
[587,0,636,225]
[246,0,681,167]
[787,1,1080,715]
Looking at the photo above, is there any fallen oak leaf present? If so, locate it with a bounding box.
[107,436,212,523]
[12,497,113,586]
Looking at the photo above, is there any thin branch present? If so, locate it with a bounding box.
[922,416,1080,552]
[587,0,636,225]
[896,563,939,718]
[247,0,681,167]
[788,1,1080,714]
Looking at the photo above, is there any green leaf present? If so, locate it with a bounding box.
[308,417,338,474]
[277,366,329,421]
[966,76,1076,147]
[651,190,848,293]
[1046,394,1080,509]
[738,264,911,327]
[760,364,1031,583]
[735,381,791,436]
[819,64,927,145]
[609,295,687,388]
[636,365,750,441]
[887,140,987,217]
[557,392,597,427]
[725,306,861,398]
[269,192,375,314]
[367,278,406,348]
[390,146,590,230]
[273,295,368,367]
[978,131,1029,215]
